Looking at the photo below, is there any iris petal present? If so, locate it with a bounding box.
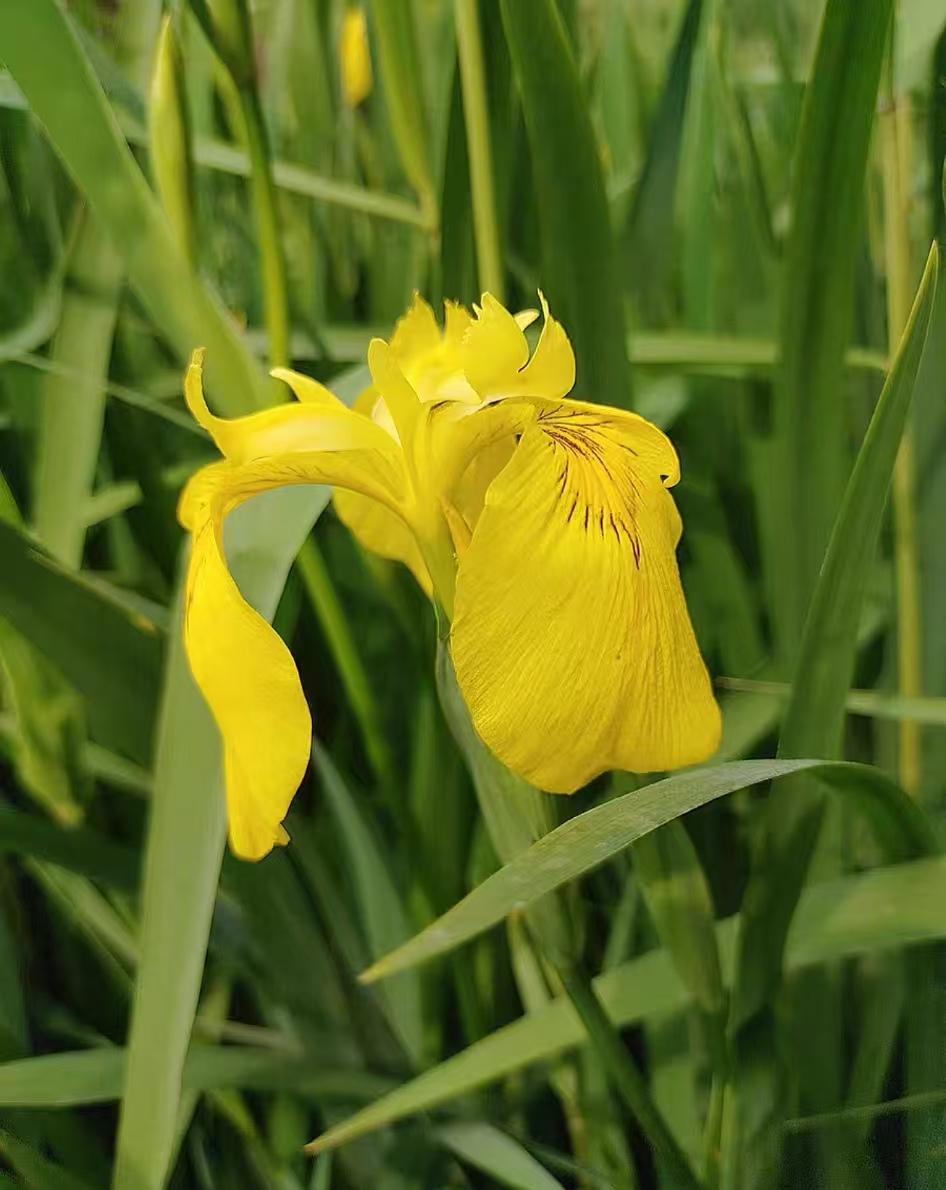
[184,492,311,860]
[450,405,719,790]
[179,356,413,858]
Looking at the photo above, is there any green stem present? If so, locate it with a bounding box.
[881,53,921,795]
[454,0,504,299]
[238,84,290,372]
[296,539,394,787]
[558,961,704,1190]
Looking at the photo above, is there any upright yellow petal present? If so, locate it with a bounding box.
[461,291,576,402]
[451,404,719,791]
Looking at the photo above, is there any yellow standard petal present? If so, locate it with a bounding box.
[461,292,575,402]
[450,401,720,791]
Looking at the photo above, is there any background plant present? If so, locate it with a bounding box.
[0,0,944,1188]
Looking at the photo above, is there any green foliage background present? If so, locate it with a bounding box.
[0,0,944,1187]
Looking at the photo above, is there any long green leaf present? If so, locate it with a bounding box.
[500,0,632,408]
[726,244,939,1188]
[313,744,424,1067]
[359,759,925,983]
[0,517,162,763]
[0,1131,96,1190]
[112,487,330,1190]
[437,1121,566,1190]
[767,0,893,658]
[307,853,946,1154]
[0,0,267,414]
[0,1044,391,1108]
[731,244,939,1031]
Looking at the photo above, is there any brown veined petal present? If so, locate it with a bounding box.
[450,406,719,791]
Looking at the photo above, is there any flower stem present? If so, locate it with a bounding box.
[238,82,290,373]
[557,960,704,1190]
[454,0,504,300]
[881,51,921,795]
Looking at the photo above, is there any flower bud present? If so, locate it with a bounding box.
[149,15,197,264]
[339,7,373,108]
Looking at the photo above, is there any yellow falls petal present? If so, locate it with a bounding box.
[451,407,719,791]
[184,488,311,860]
[186,353,399,470]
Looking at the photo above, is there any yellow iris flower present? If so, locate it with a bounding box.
[178,293,720,859]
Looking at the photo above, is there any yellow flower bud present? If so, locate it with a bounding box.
[339,7,373,108]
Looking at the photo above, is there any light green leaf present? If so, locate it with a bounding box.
[500,0,632,408]
[0,1043,391,1108]
[767,0,894,658]
[437,1121,566,1190]
[112,486,330,1190]
[0,0,267,414]
[360,759,923,984]
[307,854,946,1154]
[0,517,163,763]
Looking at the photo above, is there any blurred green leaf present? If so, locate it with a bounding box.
[0,805,139,890]
[0,1043,391,1108]
[500,0,632,408]
[112,486,331,1190]
[767,0,894,659]
[309,853,946,1153]
[0,517,163,763]
[437,1121,566,1190]
[0,0,267,414]
[313,742,424,1067]
[727,244,939,1188]
[368,0,437,226]
[0,1129,97,1190]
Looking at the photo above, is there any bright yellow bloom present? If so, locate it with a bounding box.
[339,7,372,109]
[178,294,720,859]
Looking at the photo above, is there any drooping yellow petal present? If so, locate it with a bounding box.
[178,356,415,858]
[184,488,311,860]
[450,404,719,791]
